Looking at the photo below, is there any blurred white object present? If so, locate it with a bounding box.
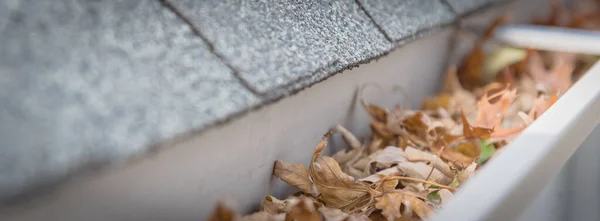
[495,24,600,55]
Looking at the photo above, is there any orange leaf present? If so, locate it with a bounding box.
[474,87,517,128]
[461,111,493,139]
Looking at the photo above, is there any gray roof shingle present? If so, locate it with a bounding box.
[357,0,456,41]
[166,0,394,94]
[0,0,508,202]
[0,0,259,200]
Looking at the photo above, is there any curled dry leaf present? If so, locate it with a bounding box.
[405,147,454,179]
[273,160,316,195]
[310,131,374,211]
[336,124,362,150]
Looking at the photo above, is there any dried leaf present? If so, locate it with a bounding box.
[455,142,480,158]
[360,167,400,183]
[368,136,384,154]
[429,144,474,168]
[319,207,349,221]
[375,192,403,221]
[310,131,373,211]
[379,179,400,193]
[403,112,430,139]
[285,197,321,221]
[461,111,493,139]
[335,124,362,150]
[405,147,454,179]
[262,196,286,214]
[370,146,407,164]
[474,87,517,128]
[208,203,237,221]
[403,193,433,219]
[274,161,316,195]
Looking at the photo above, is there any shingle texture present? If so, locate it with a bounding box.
[167,0,393,94]
[0,0,510,202]
[0,0,259,200]
[358,0,456,41]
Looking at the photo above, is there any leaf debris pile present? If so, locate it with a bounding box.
[209,1,599,220]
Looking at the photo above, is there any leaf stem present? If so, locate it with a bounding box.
[388,176,457,191]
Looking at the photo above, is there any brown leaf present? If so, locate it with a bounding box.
[402,112,430,139]
[274,160,316,195]
[285,197,321,221]
[375,191,433,221]
[208,203,236,221]
[371,120,397,142]
[379,179,400,193]
[375,192,403,221]
[455,142,480,158]
[403,194,433,219]
[429,144,474,168]
[461,111,493,139]
[310,131,373,211]
[421,93,453,111]
[474,87,517,129]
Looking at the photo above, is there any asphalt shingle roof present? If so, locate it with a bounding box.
[0,0,507,203]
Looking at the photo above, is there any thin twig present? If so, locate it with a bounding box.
[425,164,435,181]
[388,176,457,191]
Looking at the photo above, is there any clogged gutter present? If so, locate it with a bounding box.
[209,1,600,220]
